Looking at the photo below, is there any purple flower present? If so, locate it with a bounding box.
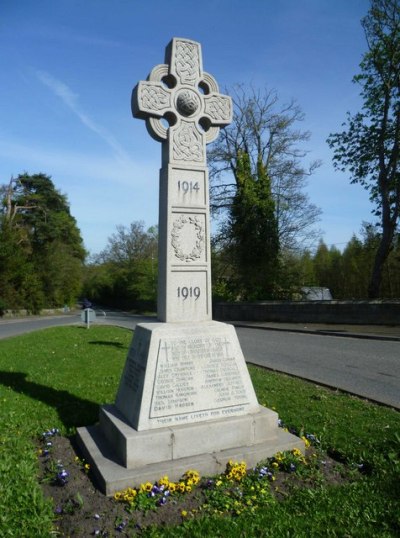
[116,520,127,531]
[56,469,69,486]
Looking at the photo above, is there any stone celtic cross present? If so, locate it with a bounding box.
[132,38,232,322]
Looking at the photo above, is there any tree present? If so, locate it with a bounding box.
[226,151,280,299]
[209,85,322,251]
[84,222,158,309]
[327,0,400,298]
[0,173,85,310]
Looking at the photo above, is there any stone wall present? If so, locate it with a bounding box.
[213,300,400,325]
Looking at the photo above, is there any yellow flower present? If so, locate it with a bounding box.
[181,510,188,517]
[140,482,153,493]
[159,475,169,487]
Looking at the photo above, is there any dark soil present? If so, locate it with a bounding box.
[37,433,353,537]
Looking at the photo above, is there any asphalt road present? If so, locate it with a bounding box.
[0,310,152,339]
[1,310,399,409]
[236,326,400,409]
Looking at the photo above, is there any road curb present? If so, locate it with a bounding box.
[230,322,400,342]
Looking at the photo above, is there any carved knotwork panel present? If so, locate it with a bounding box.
[139,83,171,115]
[172,121,204,163]
[204,94,232,123]
[173,40,201,86]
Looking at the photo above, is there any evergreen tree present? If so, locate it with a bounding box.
[0,173,85,310]
[227,151,280,299]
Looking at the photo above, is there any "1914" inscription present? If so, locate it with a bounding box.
[178,180,200,193]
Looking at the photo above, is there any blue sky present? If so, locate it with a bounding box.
[1,0,371,255]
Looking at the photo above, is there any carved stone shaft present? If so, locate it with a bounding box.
[132,38,232,322]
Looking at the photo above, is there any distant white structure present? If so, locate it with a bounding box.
[301,287,333,300]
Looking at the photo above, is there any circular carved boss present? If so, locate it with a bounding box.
[175,88,201,117]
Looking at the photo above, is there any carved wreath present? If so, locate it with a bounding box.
[171,215,204,262]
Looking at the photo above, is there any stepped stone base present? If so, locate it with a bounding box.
[77,320,304,495]
[77,405,303,495]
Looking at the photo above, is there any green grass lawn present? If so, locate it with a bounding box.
[0,326,399,537]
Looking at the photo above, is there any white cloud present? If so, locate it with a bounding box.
[0,138,153,187]
[35,70,132,163]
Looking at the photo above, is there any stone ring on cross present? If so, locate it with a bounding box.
[132,37,232,165]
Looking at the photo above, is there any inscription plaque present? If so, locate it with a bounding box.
[150,335,250,419]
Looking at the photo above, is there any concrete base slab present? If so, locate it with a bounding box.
[77,421,303,495]
[99,403,279,468]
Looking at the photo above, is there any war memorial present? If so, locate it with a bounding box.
[77,37,302,494]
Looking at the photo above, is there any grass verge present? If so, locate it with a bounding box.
[0,326,399,537]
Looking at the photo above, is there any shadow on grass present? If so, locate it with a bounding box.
[88,340,125,349]
[0,371,100,428]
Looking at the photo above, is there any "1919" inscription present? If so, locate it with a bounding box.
[177,286,200,300]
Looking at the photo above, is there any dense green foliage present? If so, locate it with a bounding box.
[306,227,400,299]
[87,219,400,305]
[0,174,85,312]
[222,152,280,299]
[213,222,400,300]
[83,221,157,311]
[0,326,398,536]
[327,0,400,298]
